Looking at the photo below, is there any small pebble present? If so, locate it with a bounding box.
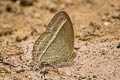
[11,0,18,2]
[6,5,13,12]
[40,70,48,77]
[34,13,40,18]
[16,34,27,42]
[103,21,111,26]
[20,0,33,6]
[117,43,120,48]
[93,75,97,78]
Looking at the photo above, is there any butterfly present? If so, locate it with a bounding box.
[32,11,76,67]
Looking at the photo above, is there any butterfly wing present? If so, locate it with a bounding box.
[33,11,75,65]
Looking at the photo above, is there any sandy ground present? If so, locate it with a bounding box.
[0,0,120,80]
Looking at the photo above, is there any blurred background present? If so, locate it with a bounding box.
[0,0,120,43]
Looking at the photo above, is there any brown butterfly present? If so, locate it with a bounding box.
[32,11,76,67]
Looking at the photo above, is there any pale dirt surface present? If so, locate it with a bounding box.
[0,0,120,80]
